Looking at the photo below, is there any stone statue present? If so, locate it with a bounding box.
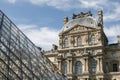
[72,11,92,19]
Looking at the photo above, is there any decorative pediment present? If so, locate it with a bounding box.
[61,25,94,35]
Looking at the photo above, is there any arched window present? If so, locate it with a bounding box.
[64,38,68,48]
[91,61,96,74]
[77,37,82,46]
[75,61,82,74]
[91,35,95,44]
[63,62,67,74]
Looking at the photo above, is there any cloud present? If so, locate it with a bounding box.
[6,0,120,21]
[79,0,105,9]
[28,0,113,10]
[7,0,16,4]
[28,0,120,22]
[104,25,120,43]
[18,24,59,50]
[29,0,77,10]
[29,0,105,10]
[103,2,120,22]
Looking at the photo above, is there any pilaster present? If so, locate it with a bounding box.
[83,57,89,74]
[96,56,103,74]
[67,58,72,74]
[58,60,62,72]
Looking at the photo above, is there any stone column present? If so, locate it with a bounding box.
[69,36,72,47]
[83,58,89,74]
[86,58,89,73]
[74,37,77,46]
[67,60,69,74]
[69,59,72,74]
[58,60,61,71]
[59,35,63,49]
[67,58,72,74]
[99,57,103,73]
[96,57,100,73]
[83,59,86,73]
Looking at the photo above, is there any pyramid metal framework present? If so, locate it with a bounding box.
[0,10,67,80]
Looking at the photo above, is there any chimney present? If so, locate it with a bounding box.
[117,35,120,45]
[52,44,58,51]
[64,16,68,25]
[98,10,103,26]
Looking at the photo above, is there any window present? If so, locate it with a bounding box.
[64,53,67,58]
[64,38,68,48]
[113,63,118,72]
[77,37,82,46]
[85,78,87,80]
[91,35,95,44]
[75,61,82,74]
[112,52,116,57]
[91,61,96,74]
[91,50,95,56]
[63,62,67,74]
[106,62,109,73]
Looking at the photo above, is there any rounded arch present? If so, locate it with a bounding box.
[75,61,82,74]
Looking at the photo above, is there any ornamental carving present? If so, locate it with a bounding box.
[72,11,92,19]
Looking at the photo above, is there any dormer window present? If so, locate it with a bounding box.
[64,38,68,48]
[77,37,82,46]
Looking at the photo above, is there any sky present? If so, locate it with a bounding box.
[0,0,120,50]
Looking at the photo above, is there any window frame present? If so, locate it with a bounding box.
[77,37,82,46]
[91,60,97,74]
[75,61,82,74]
[113,63,118,72]
[63,62,67,74]
[63,38,69,48]
[90,34,95,45]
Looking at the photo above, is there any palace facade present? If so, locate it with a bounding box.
[45,10,120,80]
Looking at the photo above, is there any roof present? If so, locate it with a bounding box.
[61,16,97,31]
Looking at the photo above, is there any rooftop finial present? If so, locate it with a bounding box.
[98,10,103,27]
[64,16,68,25]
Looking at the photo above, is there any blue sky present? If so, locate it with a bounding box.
[0,0,120,50]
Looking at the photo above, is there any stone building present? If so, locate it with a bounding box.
[45,10,120,80]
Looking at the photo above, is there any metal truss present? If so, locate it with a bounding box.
[0,10,67,80]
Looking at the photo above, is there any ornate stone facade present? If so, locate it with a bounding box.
[44,10,120,80]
